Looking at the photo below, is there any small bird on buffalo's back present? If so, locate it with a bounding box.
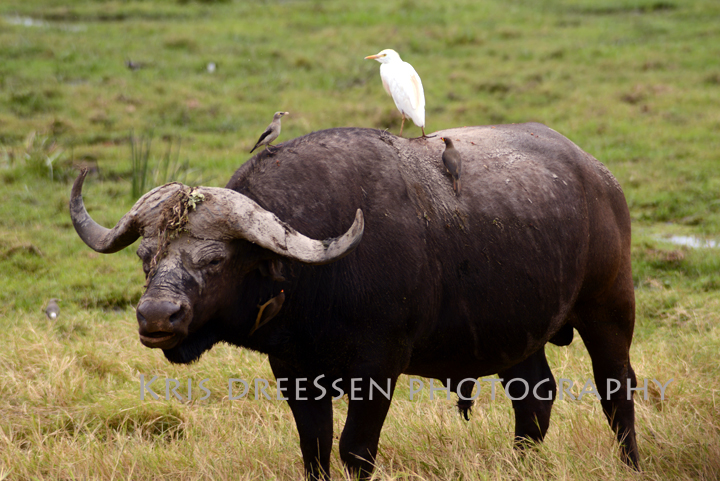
[250,111,289,154]
[365,49,426,138]
[45,298,60,320]
[441,137,462,195]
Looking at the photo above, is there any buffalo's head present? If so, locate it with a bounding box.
[70,170,363,363]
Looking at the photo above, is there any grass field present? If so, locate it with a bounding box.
[1,0,719,479]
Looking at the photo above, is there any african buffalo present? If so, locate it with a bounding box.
[70,124,639,479]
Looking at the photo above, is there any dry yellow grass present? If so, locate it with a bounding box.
[2,0,720,478]
[1,296,718,480]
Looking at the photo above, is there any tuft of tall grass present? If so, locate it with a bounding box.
[130,131,200,199]
[18,130,65,181]
[130,130,152,199]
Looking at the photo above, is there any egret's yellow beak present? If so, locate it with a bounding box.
[365,54,379,60]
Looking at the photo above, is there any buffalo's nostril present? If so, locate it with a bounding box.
[169,308,185,325]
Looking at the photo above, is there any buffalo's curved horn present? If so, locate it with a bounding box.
[208,189,364,265]
[69,169,184,253]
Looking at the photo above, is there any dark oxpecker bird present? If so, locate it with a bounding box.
[250,111,289,154]
[45,298,60,320]
[441,137,462,195]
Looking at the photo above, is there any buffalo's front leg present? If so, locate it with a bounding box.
[269,357,333,480]
[339,375,397,479]
[498,346,557,446]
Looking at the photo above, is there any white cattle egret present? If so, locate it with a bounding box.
[250,111,289,154]
[365,49,426,137]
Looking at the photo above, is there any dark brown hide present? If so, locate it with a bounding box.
[229,125,637,478]
[73,124,637,479]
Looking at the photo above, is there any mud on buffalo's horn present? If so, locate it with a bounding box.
[69,169,185,253]
[70,170,364,263]
[193,188,364,265]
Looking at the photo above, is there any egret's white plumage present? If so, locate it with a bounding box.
[365,49,426,137]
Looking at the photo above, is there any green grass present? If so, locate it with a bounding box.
[1,0,719,479]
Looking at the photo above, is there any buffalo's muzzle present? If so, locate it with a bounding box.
[136,300,188,349]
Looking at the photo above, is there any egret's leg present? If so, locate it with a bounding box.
[421,127,426,137]
[399,116,405,137]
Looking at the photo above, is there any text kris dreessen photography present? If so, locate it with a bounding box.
[138,374,673,403]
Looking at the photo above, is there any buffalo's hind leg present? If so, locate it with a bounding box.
[573,273,640,468]
[269,357,333,480]
[499,346,557,447]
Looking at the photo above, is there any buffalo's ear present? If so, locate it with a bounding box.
[258,259,285,282]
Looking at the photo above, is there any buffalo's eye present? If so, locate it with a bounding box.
[137,249,151,274]
[192,242,228,269]
[199,254,226,269]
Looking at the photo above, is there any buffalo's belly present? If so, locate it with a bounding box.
[404,303,570,379]
[404,230,585,377]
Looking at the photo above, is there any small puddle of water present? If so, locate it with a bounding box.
[665,235,718,249]
[3,15,85,32]
[4,16,48,27]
